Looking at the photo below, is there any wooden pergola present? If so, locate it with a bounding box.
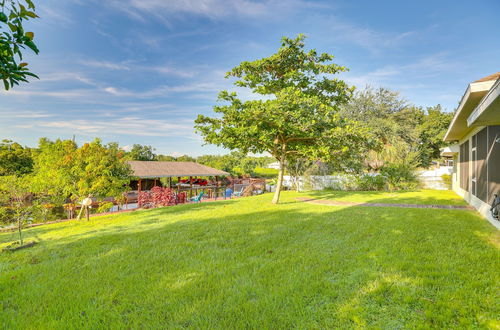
[127,161,230,199]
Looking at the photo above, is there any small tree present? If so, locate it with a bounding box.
[0,175,38,245]
[0,0,39,90]
[286,157,314,192]
[195,35,371,203]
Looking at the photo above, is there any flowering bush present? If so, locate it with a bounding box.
[137,191,153,208]
[138,187,176,208]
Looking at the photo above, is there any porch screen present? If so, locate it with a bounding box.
[475,128,488,202]
[460,140,469,191]
[488,125,500,203]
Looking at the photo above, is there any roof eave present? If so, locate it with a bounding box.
[443,80,496,142]
[467,79,500,127]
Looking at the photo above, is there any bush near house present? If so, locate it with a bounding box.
[441,174,452,189]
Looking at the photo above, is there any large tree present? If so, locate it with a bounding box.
[31,138,132,203]
[195,35,371,203]
[126,144,157,161]
[0,0,39,90]
[342,87,453,169]
[417,105,454,166]
[0,139,33,176]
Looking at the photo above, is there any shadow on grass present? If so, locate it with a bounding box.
[0,200,238,245]
[302,189,467,206]
[1,195,499,328]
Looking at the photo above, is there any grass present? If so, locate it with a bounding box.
[0,190,499,328]
[302,189,468,205]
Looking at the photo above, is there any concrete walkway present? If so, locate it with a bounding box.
[295,197,474,210]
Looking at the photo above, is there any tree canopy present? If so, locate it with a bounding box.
[195,34,373,203]
[31,138,132,201]
[0,139,33,176]
[125,144,157,161]
[341,87,453,169]
[0,0,39,90]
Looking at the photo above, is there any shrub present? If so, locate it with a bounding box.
[355,174,386,191]
[138,191,153,208]
[441,174,452,189]
[96,201,114,214]
[139,187,177,208]
[151,186,177,207]
[253,167,279,178]
[380,163,418,191]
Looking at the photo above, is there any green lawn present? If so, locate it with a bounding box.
[1,190,499,328]
[303,189,468,205]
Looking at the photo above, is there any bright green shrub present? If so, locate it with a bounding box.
[96,201,114,214]
[441,174,452,189]
[355,174,386,191]
[253,167,279,178]
[380,163,419,191]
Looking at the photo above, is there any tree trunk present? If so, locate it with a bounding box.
[272,157,285,204]
[18,217,23,246]
[295,175,301,192]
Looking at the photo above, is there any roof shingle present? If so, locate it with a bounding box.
[127,161,229,178]
[473,72,500,83]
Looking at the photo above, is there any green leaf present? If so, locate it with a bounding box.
[24,40,39,54]
[25,31,34,40]
[25,0,36,9]
[8,23,17,32]
[0,12,8,23]
[25,11,38,19]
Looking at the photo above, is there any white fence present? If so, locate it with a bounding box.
[416,166,452,190]
[283,175,354,191]
[282,167,453,191]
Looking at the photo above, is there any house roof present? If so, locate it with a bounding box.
[474,72,500,83]
[443,72,500,141]
[127,161,229,178]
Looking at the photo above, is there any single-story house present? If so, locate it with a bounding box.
[443,72,500,228]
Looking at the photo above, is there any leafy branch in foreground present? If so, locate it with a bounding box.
[0,0,39,90]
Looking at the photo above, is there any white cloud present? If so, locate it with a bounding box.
[324,18,415,55]
[106,0,325,21]
[12,111,55,119]
[345,53,461,89]
[80,59,196,78]
[169,151,186,158]
[34,117,195,138]
[80,60,131,71]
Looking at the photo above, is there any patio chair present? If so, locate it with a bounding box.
[232,187,245,197]
[190,191,204,203]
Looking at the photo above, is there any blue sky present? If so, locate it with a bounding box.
[1,0,499,156]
